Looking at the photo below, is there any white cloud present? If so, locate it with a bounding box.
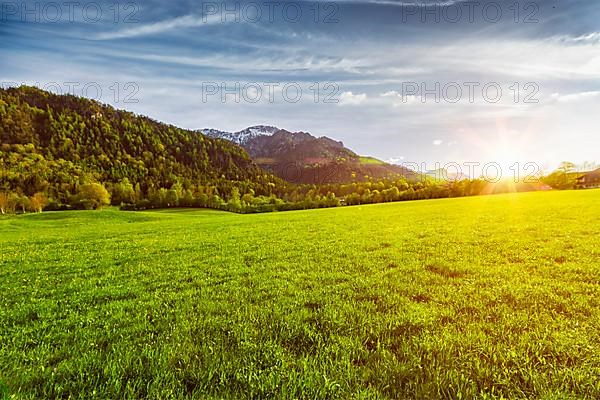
[388,156,405,164]
[433,139,443,146]
[550,91,600,103]
[98,48,363,75]
[556,32,600,45]
[380,90,418,106]
[338,91,367,106]
[96,14,224,40]
[381,90,399,98]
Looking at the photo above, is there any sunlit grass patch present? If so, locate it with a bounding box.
[1,189,599,399]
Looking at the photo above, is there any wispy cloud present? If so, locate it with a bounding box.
[550,91,600,103]
[555,32,600,45]
[98,49,364,76]
[96,14,224,40]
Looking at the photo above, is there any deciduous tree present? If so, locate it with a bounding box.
[76,183,110,210]
[29,192,48,213]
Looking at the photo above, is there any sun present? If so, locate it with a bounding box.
[460,126,533,181]
[488,141,522,174]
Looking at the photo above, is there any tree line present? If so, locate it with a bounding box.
[0,86,580,216]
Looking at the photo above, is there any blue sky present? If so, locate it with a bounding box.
[2,0,599,173]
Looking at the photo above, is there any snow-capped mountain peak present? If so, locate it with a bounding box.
[201,125,280,144]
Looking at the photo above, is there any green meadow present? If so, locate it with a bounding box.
[1,190,600,399]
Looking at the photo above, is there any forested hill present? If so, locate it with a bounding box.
[0,86,283,204]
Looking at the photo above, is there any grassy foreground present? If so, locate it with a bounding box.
[1,190,600,399]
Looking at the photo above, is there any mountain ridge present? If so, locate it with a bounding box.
[202,125,281,145]
[202,125,417,184]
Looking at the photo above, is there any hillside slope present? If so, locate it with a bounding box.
[0,87,282,201]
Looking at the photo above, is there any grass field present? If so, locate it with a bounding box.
[1,190,600,399]
[359,156,386,165]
